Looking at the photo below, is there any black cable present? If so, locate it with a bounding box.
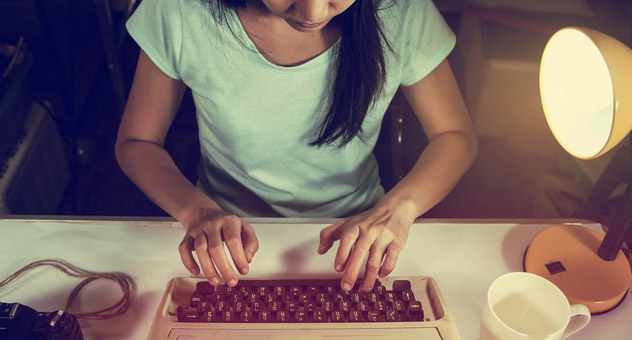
[597,134,632,261]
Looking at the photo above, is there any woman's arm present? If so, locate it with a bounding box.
[116,50,202,219]
[319,59,478,292]
[116,51,258,286]
[384,58,478,221]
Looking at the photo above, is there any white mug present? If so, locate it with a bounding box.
[480,272,591,340]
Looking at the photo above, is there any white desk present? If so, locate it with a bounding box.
[0,218,630,340]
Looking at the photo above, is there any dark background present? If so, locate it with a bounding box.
[1,0,632,236]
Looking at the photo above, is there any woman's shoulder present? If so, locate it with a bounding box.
[136,0,183,12]
[378,0,451,40]
[378,0,436,19]
[136,0,211,20]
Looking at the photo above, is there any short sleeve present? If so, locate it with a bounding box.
[126,0,183,79]
[397,0,456,86]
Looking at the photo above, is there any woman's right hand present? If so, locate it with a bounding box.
[178,207,259,287]
[116,50,258,287]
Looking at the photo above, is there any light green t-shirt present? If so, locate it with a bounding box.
[126,0,455,217]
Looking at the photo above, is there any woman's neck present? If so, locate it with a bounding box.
[237,3,342,67]
[239,0,343,37]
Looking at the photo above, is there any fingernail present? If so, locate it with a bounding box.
[335,264,343,272]
[246,251,253,262]
[341,282,351,291]
[210,277,219,285]
[240,267,249,275]
[227,279,237,287]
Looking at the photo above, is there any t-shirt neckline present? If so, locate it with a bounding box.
[227,8,339,73]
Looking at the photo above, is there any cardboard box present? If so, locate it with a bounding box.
[456,11,563,155]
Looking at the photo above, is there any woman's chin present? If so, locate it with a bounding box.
[285,19,327,33]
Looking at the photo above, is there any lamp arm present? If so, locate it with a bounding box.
[597,134,632,261]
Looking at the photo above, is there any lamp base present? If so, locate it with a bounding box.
[523,224,631,314]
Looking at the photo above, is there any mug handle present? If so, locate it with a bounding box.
[562,304,591,339]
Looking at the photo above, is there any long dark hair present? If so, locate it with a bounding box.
[204,0,392,147]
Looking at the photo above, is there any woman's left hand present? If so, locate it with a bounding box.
[318,204,415,293]
[316,58,478,294]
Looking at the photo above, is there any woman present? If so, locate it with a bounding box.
[116,0,478,292]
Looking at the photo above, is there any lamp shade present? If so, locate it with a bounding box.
[540,27,632,159]
[529,27,632,314]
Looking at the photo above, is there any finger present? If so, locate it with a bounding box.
[318,219,346,254]
[340,237,373,291]
[178,235,200,275]
[191,230,221,285]
[222,217,250,275]
[379,243,401,278]
[360,241,389,293]
[241,222,259,263]
[333,224,360,273]
[206,224,239,287]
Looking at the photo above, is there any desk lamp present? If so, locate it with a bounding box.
[524,27,632,314]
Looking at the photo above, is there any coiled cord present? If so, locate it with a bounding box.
[0,259,134,320]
